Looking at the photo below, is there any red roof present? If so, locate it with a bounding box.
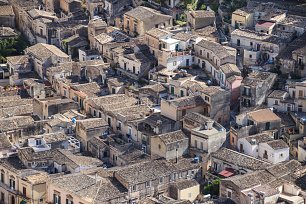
[218,168,235,177]
[256,21,275,28]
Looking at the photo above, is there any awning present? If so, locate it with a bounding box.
[219,169,235,178]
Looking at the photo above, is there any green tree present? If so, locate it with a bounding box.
[203,178,220,196]
[0,34,29,63]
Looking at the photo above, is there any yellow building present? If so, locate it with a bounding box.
[0,156,48,204]
[231,8,254,29]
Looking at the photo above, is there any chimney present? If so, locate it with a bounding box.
[206,120,214,130]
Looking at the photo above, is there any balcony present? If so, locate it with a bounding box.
[0,182,18,194]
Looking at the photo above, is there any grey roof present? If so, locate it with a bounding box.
[169,95,206,109]
[70,82,101,97]
[154,130,188,145]
[146,28,171,38]
[115,158,201,185]
[49,173,127,202]
[268,90,288,99]
[0,156,27,174]
[25,43,69,61]
[0,116,34,132]
[244,133,273,145]
[171,179,199,190]
[231,29,282,44]
[125,6,171,21]
[196,39,233,59]
[265,140,289,150]
[211,148,271,171]
[223,170,275,190]
[77,118,108,130]
[173,32,194,41]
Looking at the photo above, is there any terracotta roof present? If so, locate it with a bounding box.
[248,109,280,123]
[0,5,14,16]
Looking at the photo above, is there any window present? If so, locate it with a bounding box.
[200,142,204,150]
[93,110,96,117]
[207,52,209,59]
[124,62,127,69]
[249,55,252,58]
[23,187,26,195]
[0,170,4,183]
[265,122,271,130]
[145,181,151,188]
[132,66,135,73]
[180,90,184,97]
[173,61,177,66]
[158,144,161,149]
[275,100,278,105]
[170,86,174,95]
[237,39,240,46]
[280,153,283,158]
[36,139,42,146]
[159,177,163,184]
[107,117,111,126]
[204,96,210,102]
[66,199,73,204]
[299,90,303,98]
[132,185,136,191]
[117,121,121,130]
[194,140,198,148]
[298,105,303,112]
[9,178,15,189]
[250,42,253,46]
[53,194,61,204]
[1,192,4,202]
[200,50,202,55]
[227,189,232,198]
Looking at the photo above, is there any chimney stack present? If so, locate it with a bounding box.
[206,120,214,130]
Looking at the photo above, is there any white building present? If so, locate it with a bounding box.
[238,133,273,158]
[258,140,289,164]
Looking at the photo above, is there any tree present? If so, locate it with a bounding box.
[203,178,220,196]
[0,34,30,63]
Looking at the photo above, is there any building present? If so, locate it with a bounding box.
[183,112,226,160]
[33,97,79,120]
[277,33,306,77]
[231,8,254,29]
[240,71,277,110]
[123,6,172,37]
[219,160,306,204]
[186,10,215,30]
[23,79,46,99]
[0,5,15,27]
[0,156,48,204]
[25,43,70,79]
[114,158,202,202]
[194,39,236,86]
[75,118,109,151]
[150,130,189,160]
[236,108,282,138]
[210,148,271,175]
[238,133,289,164]
[230,29,284,66]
